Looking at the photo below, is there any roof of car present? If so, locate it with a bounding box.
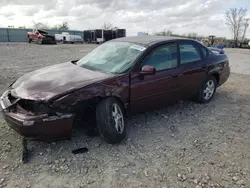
[112,36,196,47]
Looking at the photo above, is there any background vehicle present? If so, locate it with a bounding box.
[201,35,224,49]
[27,29,56,44]
[55,32,83,44]
[239,39,250,48]
[1,36,230,144]
[83,29,126,44]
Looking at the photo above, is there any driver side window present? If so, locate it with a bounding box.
[142,43,178,71]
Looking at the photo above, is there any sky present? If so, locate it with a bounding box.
[0,0,250,39]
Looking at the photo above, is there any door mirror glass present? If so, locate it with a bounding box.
[140,65,156,75]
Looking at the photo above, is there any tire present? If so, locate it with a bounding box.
[196,76,217,103]
[96,97,126,144]
[28,38,32,43]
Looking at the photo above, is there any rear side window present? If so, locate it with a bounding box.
[198,43,208,58]
[179,43,201,64]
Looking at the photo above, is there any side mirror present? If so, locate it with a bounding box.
[140,65,156,75]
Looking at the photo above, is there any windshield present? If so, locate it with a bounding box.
[76,41,146,74]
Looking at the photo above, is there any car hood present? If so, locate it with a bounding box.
[11,62,112,101]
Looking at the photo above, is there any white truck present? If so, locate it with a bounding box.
[55,32,83,44]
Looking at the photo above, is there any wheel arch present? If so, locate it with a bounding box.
[96,96,128,116]
[55,95,127,116]
[209,72,220,84]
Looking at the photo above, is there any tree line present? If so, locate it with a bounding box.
[33,22,118,31]
[152,8,249,47]
[33,22,69,30]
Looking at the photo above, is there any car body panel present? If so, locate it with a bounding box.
[51,74,130,109]
[11,62,114,101]
[4,111,74,141]
[130,68,183,114]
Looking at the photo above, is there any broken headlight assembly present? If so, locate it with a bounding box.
[17,100,52,115]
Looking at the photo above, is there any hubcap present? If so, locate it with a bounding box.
[203,80,215,100]
[112,103,124,134]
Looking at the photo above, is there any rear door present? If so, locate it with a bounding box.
[177,41,208,99]
[130,42,183,114]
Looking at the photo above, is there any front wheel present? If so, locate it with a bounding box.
[196,76,217,103]
[96,98,126,144]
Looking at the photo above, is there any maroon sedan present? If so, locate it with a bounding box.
[0,36,230,144]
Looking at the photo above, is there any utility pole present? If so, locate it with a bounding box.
[241,18,249,42]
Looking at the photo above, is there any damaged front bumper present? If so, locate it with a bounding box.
[0,90,74,141]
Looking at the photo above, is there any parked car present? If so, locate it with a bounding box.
[27,29,57,44]
[55,32,83,44]
[0,36,230,144]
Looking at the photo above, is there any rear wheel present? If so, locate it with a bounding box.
[96,97,126,144]
[196,76,217,103]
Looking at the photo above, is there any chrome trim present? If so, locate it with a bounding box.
[0,90,11,111]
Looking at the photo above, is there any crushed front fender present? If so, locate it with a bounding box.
[1,90,75,141]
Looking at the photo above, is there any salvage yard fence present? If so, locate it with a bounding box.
[0,28,84,42]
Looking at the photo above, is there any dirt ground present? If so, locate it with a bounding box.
[0,43,250,188]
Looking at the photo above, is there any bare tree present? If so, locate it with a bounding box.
[187,32,198,39]
[33,22,50,30]
[166,30,173,36]
[103,22,113,29]
[155,30,172,36]
[225,8,247,46]
[241,18,249,42]
[52,22,69,30]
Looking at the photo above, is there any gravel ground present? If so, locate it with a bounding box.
[0,43,250,188]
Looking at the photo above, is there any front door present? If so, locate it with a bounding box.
[130,42,182,114]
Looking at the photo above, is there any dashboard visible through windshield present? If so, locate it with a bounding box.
[76,41,146,74]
